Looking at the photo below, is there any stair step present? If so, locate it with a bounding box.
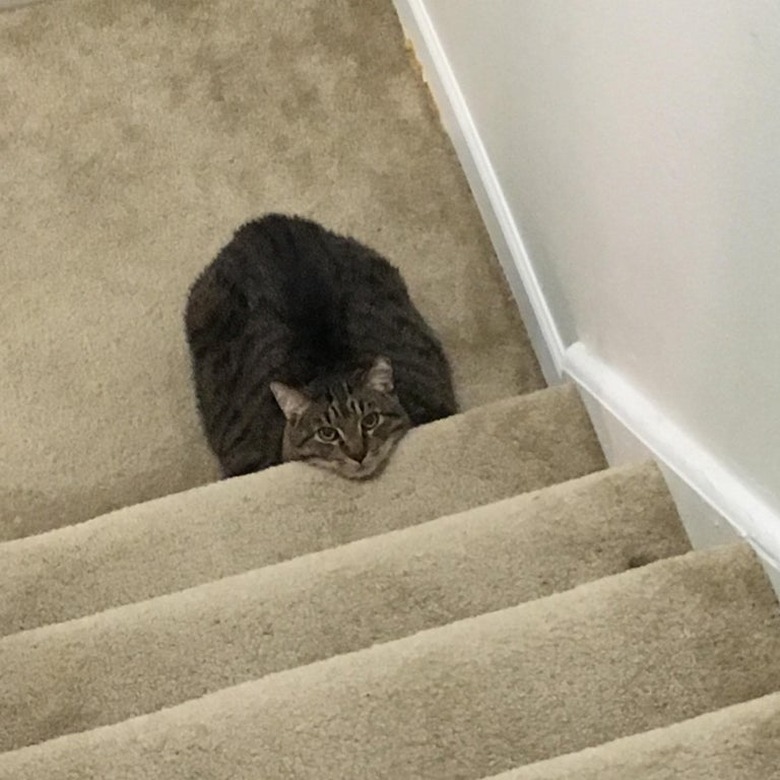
[1,544,777,779]
[486,689,780,779]
[0,462,688,751]
[0,385,605,635]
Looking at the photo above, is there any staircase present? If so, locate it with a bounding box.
[2,0,780,777]
[2,385,780,777]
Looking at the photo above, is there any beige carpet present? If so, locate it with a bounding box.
[0,0,543,539]
[2,1,780,778]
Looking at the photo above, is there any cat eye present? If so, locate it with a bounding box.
[362,412,381,430]
[316,426,340,443]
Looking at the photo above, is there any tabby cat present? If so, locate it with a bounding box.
[184,213,457,479]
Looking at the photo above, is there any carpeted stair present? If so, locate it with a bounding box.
[2,0,780,777]
[2,393,780,778]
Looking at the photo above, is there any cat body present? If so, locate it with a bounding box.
[184,214,457,479]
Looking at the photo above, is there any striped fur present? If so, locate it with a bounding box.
[184,214,457,479]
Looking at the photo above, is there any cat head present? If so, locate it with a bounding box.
[270,356,411,480]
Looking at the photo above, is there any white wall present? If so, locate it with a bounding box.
[395,0,780,568]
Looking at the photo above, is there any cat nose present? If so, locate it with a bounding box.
[345,440,367,463]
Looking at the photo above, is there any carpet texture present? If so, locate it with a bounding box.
[2,544,779,779]
[1,462,688,751]
[0,386,605,635]
[2,0,780,778]
[0,0,544,539]
[491,691,780,780]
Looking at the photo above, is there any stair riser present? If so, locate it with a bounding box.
[0,465,687,751]
[1,545,777,780]
[0,387,605,636]
[487,690,780,779]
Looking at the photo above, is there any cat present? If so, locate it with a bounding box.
[184,213,457,480]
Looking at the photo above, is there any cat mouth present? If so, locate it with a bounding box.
[343,458,386,480]
[303,455,388,480]
[303,437,402,480]
[341,435,406,480]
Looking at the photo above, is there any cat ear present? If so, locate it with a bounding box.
[270,382,311,420]
[364,356,394,394]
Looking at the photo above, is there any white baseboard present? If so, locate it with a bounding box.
[394,0,780,597]
[393,0,565,385]
[564,343,780,595]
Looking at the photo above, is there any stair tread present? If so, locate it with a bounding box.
[0,0,547,542]
[0,462,688,751]
[1,543,777,779]
[0,386,605,635]
[487,689,780,779]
